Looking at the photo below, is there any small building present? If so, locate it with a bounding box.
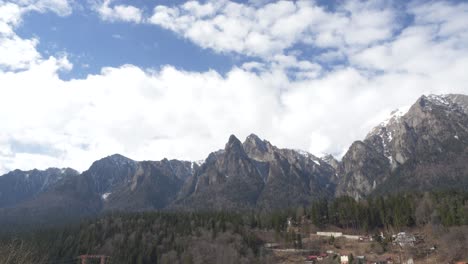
[341,255,349,264]
[317,231,343,237]
[343,234,360,240]
[264,243,279,249]
[394,232,416,247]
[307,255,318,261]
[359,236,372,242]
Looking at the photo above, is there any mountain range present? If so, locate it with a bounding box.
[0,94,467,225]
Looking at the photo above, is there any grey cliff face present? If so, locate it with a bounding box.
[336,141,391,199]
[0,168,78,208]
[103,159,193,211]
[322,154,339,170]
[336,94,468,198]
[175,134,336,210]
[174,135,265,210]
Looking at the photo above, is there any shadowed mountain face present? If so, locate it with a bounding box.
[0,155,196,227]
[0,94,467,225]
[174,134,336,210]
[102,159,194,211]
[174,135,266,210]
[336,94,468,199]
[47,155,195,213]
[0,168,78,208]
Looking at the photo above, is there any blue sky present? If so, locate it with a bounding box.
[16,5,237,79]
[12,0,414,79]
[0,0,467,173]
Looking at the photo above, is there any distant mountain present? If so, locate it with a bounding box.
[44,154,196,213]
[0,154,196,227]
[174,134,335,210]
[0,93,467,225]
[102,158,194,211]
[0,168,78,208]
[336,94,468,199]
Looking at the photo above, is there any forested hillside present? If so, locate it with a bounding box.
[1,191,467,264]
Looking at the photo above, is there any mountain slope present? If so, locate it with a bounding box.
[337,94,468,198]
[174,134,335,210]
[0,154,196,226]
[0,168,78,208]
[103,159,193,211]
[174,135,266,210]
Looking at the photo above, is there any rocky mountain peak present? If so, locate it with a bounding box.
[244,134,267,150]
[366,106,409,141]
[410,94,468,116]
[336,93,468,199]
[103,154,136,166]
[225,135,247,157]
[446,94,468,114]
[322,154,339,170]
[84,154,138,195]
[242,133,275,161]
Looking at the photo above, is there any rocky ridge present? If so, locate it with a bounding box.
[0,93,466,225]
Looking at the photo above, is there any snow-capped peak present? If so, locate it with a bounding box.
[294,149,321,165]
[367,105,410,141]
[426,94,452,107]
[379,105,410,127]
[366,106,410,162]
[102,192,111,200]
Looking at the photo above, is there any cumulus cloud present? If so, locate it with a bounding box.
[23,0,74,16]
[148,0,400,59]
[0,0,467,175]
[95,0,143,23]
[350,2,468,75]
[0,0,73,70]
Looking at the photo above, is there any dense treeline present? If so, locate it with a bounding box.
[1,211,273,264]
[306,191,468,230]
[309,195,416,230]
[0,191,467,263]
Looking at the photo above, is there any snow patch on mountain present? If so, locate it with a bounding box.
[380,106,410,127]
[427,94,451,107]
[295,149,321,165]
[366,106,410,162]
[102,192,111,200]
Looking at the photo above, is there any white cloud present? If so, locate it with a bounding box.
[96,0,143,23]
[0,2,23,33]
[350,1,468,75]
[0,35,40,70]
[13,0,73,16]
[148,0,399,59]
[0,2,38,70]
[0,3,38,70]
[0,0,468,175]
[26,0,73,16]
[1,56,466,174]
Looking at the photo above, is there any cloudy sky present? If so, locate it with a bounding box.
[0,0,467,174]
